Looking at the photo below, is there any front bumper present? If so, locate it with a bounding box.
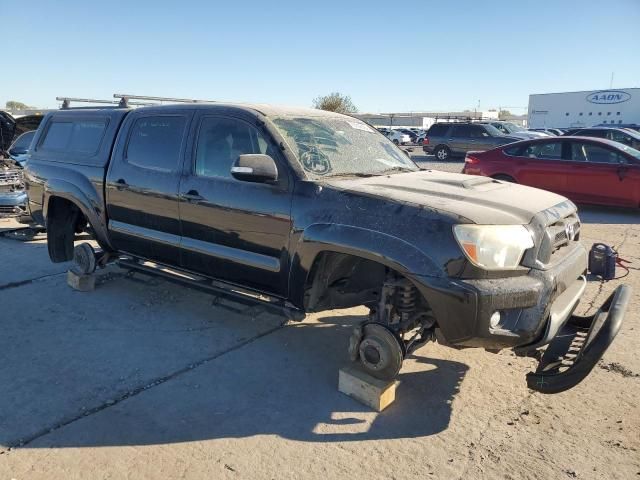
[411,243,630,393]
[415,243,589,350]
[0,191,28,217]
[527,285,630,393]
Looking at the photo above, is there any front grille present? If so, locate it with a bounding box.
[0,168,23,186]
[537,213,581,265]
[0,205,26,216]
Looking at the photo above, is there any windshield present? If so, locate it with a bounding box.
[484,124,505,136]
[11,131,35,151]
[506,122,526,132]
[271,115,418,179]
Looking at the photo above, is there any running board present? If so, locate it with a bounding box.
[117,258,305,321]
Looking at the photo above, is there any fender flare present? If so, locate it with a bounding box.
[43,178,113,250]
[288,223,442,309]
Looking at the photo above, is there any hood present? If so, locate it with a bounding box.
[0,111,16,152]
[324,170,569,225]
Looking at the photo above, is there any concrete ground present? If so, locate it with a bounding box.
[0,197,639,479]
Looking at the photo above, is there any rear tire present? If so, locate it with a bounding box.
[47,200,79,262]
[393,139,399,145]
[492,174,516,183]
[434,145,450,161]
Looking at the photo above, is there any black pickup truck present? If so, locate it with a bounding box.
[25,103,630,393]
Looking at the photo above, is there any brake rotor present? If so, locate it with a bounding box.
[72,243,96,275]
[357,323,404,381]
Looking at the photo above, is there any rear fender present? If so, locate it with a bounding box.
[288,223,441,309]
[43,178,113,250]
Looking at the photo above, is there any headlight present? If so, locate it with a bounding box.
[453,224,534,270]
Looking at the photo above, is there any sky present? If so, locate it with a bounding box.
[1,0,639,114]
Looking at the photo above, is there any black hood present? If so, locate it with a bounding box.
[324,170,569,225]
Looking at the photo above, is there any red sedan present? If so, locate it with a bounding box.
[462,137,640,208]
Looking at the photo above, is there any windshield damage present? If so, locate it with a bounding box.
[272,116,418,179]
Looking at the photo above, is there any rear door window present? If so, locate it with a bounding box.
[427,124,449,136]
[125,116,187,171]
[521,142,563,160]
[452,125,472,137]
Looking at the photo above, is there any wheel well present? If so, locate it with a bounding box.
[46,197,88,262]
[304,252,386,312]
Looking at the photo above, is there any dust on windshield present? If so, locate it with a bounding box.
[271,115,418,179]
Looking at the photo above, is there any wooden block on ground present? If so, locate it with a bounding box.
[338,364,399,412]
[67,270,96,292]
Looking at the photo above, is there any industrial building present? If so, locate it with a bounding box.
[354,110,529,129]
[528,88,640,129]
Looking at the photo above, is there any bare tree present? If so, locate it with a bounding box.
[498,110,512,120]
[312,92,358,114]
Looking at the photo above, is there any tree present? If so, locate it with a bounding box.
[312,92,358,114]
[5,101,31,111]
[498,109,512,120]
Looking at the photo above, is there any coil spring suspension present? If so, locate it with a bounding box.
[396,280,417,316]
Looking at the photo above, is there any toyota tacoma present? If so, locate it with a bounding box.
[24,99,630,393]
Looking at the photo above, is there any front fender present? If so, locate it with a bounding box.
[43,178,113,250]
[288,223,442,309]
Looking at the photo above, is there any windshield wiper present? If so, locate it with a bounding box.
[379,166,415,175]
[324,172,379,178]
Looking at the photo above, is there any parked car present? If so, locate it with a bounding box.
[595,123,640,132]
[8,130,36,166]
[25,103,630,393]
[399,129,418,143]
[563,127,640,150]
[386,129,412,145]
[0,155,28,219]
[462,136,640,208]
[0,112,44,154]
[529,128,562,136]
[423,122,520,160]
[0,130,38,219]
[479,121,549,139]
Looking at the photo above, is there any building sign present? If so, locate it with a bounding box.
[586,90,632,104]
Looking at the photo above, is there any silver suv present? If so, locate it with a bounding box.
[423,122,520,160]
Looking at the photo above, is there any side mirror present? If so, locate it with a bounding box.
[231,154,278,183]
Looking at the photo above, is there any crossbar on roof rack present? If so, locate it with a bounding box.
[113,93,217,107]
[56,97,152,109]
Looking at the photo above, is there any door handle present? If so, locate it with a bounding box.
[617,166,627,181]
[182,190,204,203]
[114,178,128,191]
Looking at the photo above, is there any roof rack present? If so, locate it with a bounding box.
[432,114,486,123]
[57,97,152,109]
[113,93,217,108]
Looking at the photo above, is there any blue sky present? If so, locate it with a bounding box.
[2,0,639,113]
